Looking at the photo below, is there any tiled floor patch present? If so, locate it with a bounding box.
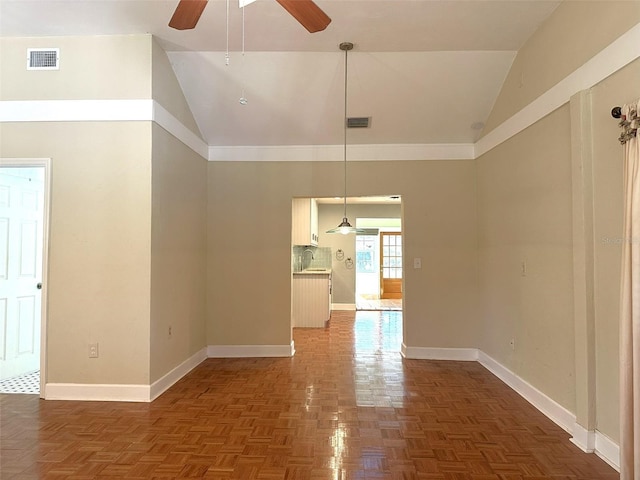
[356,294,402,311]
[0,370,39,394]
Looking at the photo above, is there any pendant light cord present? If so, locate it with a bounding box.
[342,44,348,219]
[240,3,247,103]
[225,0,230,65]
[242,4,245,56]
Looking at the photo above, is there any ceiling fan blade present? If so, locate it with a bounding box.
[274,0,331,33]
[169,0,208,30]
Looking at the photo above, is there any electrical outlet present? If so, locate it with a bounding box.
[89,343,99,358]
[521,261,527,277]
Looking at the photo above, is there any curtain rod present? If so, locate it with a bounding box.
[612,106,622,118]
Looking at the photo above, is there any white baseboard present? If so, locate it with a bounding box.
[400,345,613,465]
[43,342,296,402]
[570,422,596,453]
[207,342,295,358]
[45,382,151,402]
[477,350,576,434]
[401,344,479,361]
[149,348,208,401]
[39,340,622,473]
[595,431,620,471]
[44,348,209,402]
[477,351,619,471]
[332,303,356,310]
[569,425,620,471]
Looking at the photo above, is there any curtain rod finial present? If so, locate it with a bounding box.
[612,106,622,119]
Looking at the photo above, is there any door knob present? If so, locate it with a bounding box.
[37,283,42,290]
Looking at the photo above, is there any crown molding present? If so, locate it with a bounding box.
[2,21,638,163]
[208,143,475,162]
[475,21,640,157]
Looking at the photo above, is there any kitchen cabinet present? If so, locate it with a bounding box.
[292,271,331,327]
[292,198,319,246]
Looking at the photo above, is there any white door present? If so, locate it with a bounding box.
[0,167,44,381]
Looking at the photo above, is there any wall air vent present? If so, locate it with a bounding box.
[347,117,371,128]
[27,48,60,70]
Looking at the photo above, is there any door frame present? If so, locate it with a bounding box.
[379,231,403,299]
[0,158,51,398]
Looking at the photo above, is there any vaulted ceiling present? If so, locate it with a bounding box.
[0,0,561,148]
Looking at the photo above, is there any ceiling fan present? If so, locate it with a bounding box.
[169,0,331,33]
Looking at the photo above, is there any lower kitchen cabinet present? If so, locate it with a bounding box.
[292,272,331,327]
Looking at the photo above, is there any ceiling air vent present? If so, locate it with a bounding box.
[27,48,59,70]
[347,117,371,128]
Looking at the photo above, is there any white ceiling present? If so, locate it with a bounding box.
[1,0,562,147]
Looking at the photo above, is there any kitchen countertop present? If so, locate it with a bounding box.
[293,269,332,275]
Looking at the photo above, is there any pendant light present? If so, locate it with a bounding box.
[327,42,364,235]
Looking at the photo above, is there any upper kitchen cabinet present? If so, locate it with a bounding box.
[292,198,319,246]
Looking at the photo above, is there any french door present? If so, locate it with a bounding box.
[380,232,402,299]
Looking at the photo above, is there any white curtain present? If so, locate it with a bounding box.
[620,99,640,480]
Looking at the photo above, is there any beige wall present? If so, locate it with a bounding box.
[0,34,210,387]
[478,1,640,441]
[476,56,640,441]
[589,59,640,441]
[0,121,153,385]
[150,124,207,383]
[149,41,208,383]
[207,160,479,349]
[483,1,640,134]
[0,35,155,385]
[477,105,576,412]
[0,35,151,100]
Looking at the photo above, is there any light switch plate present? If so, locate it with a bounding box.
[413,257,422,269]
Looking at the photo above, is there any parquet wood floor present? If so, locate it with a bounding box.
[1,311,618,479]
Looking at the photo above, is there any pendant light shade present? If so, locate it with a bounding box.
[327,217,355,235]
[327,42,364,235]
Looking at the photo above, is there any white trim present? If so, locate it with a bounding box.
[44,383,150,402]
[332,303,356,311]
[208,143,475,162]
[43,349,208,402]
[152,102,208,159]
[149,348,208,401]
[401,345,479,361]
[0,99,153,122]
[475,22,640,157]
[595,431,620,471]
[570,422,596,453]
[0,99,209,160]
[0,158,51,400]
[477,350,575,434]
[477,350,619,470]
[2,18,637,164]
[207,343,295,358]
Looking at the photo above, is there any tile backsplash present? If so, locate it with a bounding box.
[292,246,332,272]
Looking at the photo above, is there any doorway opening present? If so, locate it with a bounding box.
[355,218,402,311]
[0,160,50,396]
